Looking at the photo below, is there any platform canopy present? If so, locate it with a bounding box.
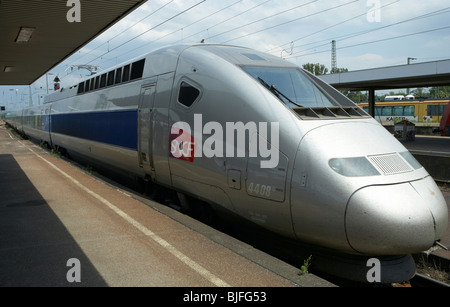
[0,0,147,85]
[319,59,450,91]
[319,59,450,117]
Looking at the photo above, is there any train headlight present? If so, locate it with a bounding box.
[329,157,380,177]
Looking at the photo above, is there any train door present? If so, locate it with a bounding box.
[138,84,156,175]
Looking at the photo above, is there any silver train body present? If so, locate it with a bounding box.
[6,44,448,257]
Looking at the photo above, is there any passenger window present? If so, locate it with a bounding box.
[122,64,130,82]
[94,76,100,89]
[100,74,107,88]
[78,82,85,94]
[393,106,404,116]
[115,67,122,84]
[90,78,95,91]
[130,59,145,80]
[178,82,200,107]
[107,71,115,86]
[381,106,392,116]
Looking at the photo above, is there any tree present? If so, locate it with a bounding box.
[340,90,369,103]
[302,63,349,76]
[429,86,450,99]
[302,63,328,76]
[331,67,349,74]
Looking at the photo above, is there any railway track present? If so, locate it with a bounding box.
[409,273,450,287]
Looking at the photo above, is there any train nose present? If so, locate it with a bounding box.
[345,176,448,255]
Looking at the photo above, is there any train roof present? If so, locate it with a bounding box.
[43,44,297,104]
[184,44,296,68]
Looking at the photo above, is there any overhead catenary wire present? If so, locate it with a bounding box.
[176,0,244,39]
[84,0,360,66]
[285,25,450,60]
[130,0,246,53]
[206,0,320,42]
[67,0,176,67]
[221,0,359,44]
[175,0,273,44]
[266,0,401,53]
[285,5,450,58]
[89,0,276,70]
[85,0,207,66]
[97,0,318,66]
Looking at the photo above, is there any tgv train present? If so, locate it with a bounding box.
[5,44,448,260]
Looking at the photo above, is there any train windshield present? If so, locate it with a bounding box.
[242,67,338,108]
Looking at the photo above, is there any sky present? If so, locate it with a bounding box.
[2,0,450,108]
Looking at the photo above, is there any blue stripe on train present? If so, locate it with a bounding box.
[51,110,138,150]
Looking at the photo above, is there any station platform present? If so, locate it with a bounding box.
[0,122,332,288]
[402,135,450,183]
[402,135,450,155]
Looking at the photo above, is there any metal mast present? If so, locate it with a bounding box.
[331,40,337,72]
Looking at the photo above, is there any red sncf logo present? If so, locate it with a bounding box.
[170,125,197,163]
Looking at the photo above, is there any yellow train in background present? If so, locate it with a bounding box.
[358,99,450,124]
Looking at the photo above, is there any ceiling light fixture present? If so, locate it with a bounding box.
[3,66,15,73]
[15,27,35,43]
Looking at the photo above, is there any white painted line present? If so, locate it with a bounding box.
[20,140,230,287]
